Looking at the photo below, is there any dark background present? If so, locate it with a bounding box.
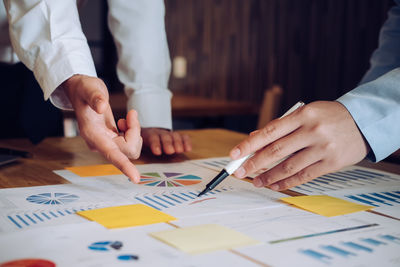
[80,0,393,128]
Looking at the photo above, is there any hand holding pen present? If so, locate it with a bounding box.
[231,101,369,191]
[198,101,304,196]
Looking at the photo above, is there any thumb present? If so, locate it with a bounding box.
[84,80,109,114]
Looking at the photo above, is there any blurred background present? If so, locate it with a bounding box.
[80,0,393,132]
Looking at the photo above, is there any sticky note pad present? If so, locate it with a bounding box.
[280,195,373,217]
[66,164,122,177]
[77,204,176,228]
[150,224,259,254]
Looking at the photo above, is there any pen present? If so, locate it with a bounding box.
[197,101,305,197]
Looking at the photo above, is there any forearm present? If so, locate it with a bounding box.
[107,0,172,129]
[4,0,97,109]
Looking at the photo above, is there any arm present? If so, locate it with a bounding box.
[229,2,400,191]
[107,0,191,155]
[339,0,400,162]
[4,0,96,107]
[4,0,142,182]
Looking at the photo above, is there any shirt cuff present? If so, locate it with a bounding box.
[337,70,400,162]
[35,42,97,110]
[126,85,172,130]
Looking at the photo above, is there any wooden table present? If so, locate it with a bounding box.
[1,129,400,266]
[1,128,399,191]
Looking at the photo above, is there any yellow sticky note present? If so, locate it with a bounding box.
[77,204,176,229]
[150,224,259,254]
[66,164,122,177]
[280,195,373,217]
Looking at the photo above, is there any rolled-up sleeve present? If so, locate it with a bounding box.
[107,0,172,129]
[3,0,97,109]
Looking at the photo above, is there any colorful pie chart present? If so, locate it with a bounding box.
[139,172,202,187]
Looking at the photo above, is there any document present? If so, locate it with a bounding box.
[150,224,259,254]
[0,222,259,267]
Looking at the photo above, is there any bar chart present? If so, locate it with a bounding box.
[133,187,233,211]
[299,233,400,265]
[292,166,400,194]
[3,205,99,230]
[327,186,400,219]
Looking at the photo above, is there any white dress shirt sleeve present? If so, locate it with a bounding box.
[107,0,173,129]
[3,0,97,110]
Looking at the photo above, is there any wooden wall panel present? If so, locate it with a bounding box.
[165,0,393,112]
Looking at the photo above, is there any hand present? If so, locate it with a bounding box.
[141,128,192,155]
[63,75,142,182]
[230,101,370,191]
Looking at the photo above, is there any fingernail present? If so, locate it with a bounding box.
[270,184,279,191]
[235,167,245,178]
[231,148,241,159]
[254,178,263,187]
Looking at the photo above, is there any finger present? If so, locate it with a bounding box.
[95,136,141,183]
[252,146,322,187]
[84,80,109,114]
[172,132,184,153]
[268,160,335,191]
[117,119,128,132]
[117,110,142,159]
[149,134,162,155]
[234,127,311,178]
[182,134,192,152]
[230,112,302,160]
[124,110,141,142]
[161,133,175,155]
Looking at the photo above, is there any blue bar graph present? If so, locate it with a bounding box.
[292,167,400,194]
[6,206,92,230]
[134,188,233,210]
[345,191,400,208]
[346,195,377,206]
[299,233,399,264]
[342,242,373,253]
[362,238,386,246]
[24,214,36,224]
[7,216,22,229]
[299,249,332,264]
[321,245,356,257]
[380,235,400,244]
[16,215,29,226]
[33,213,44,222]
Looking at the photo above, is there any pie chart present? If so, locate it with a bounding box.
[26,193,79,205]
[139,172,202,187]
